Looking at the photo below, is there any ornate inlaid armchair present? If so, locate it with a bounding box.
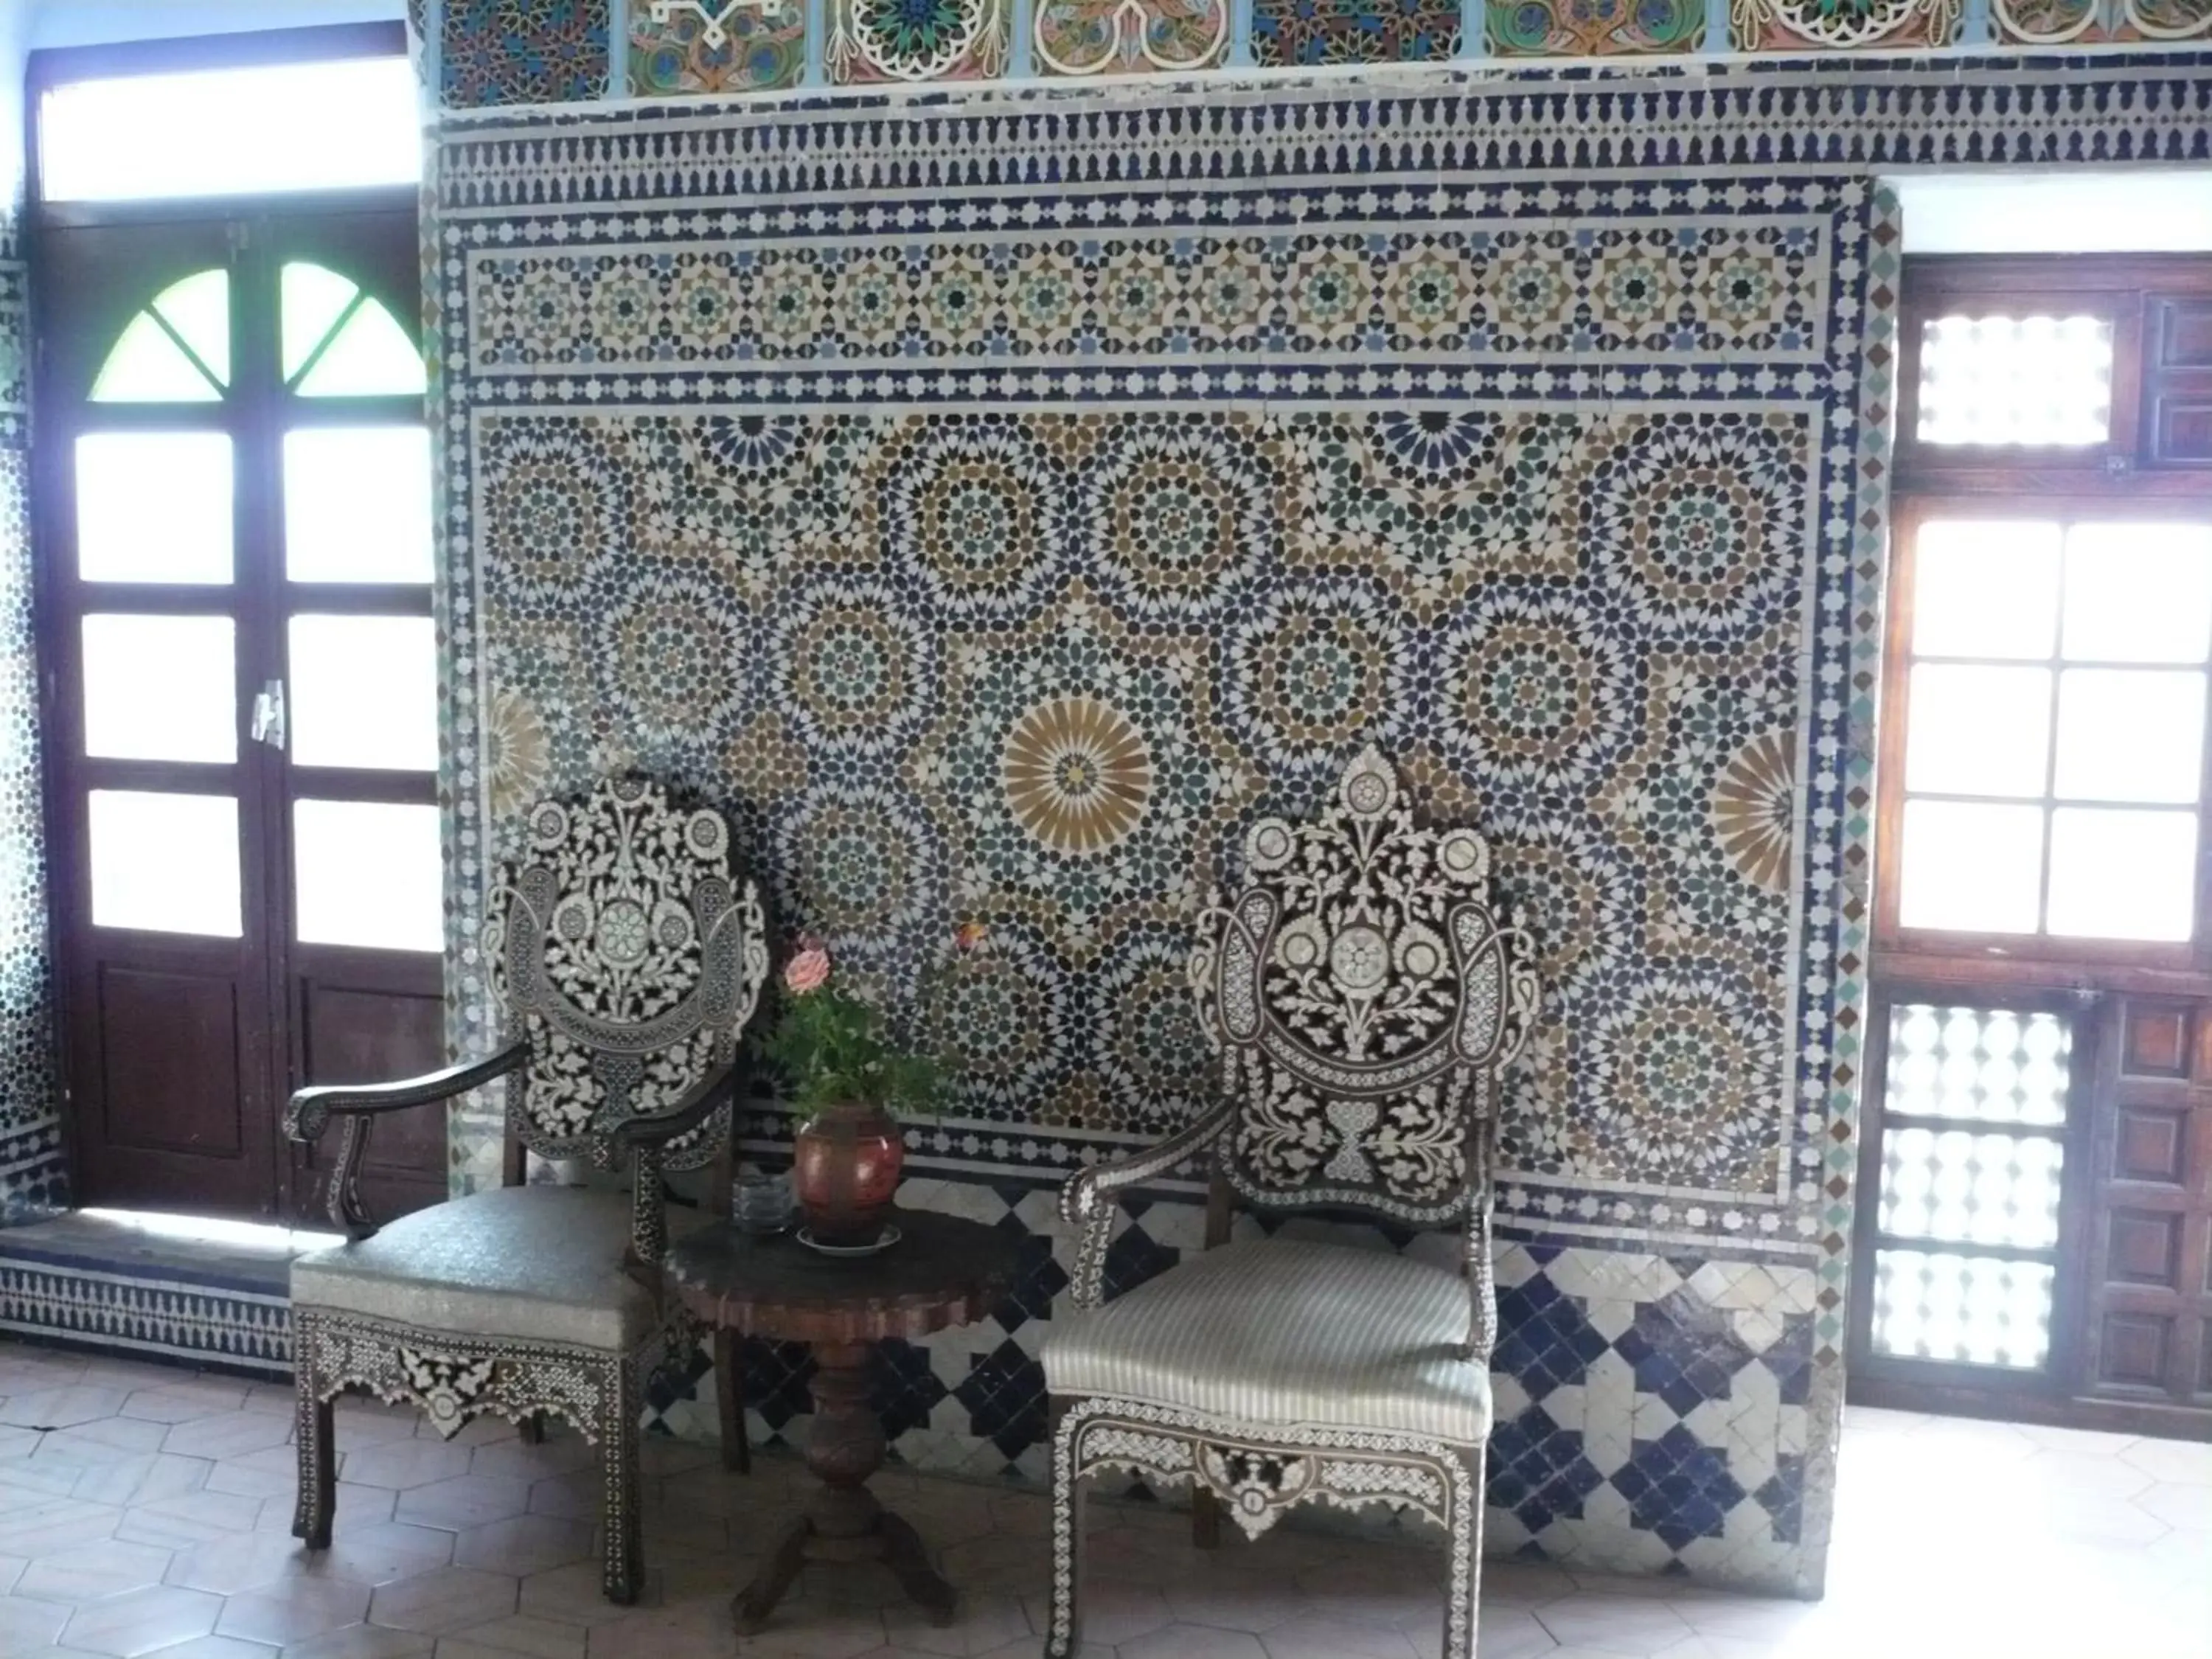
[284,779,770,1604]
[1041,747,1537,1659]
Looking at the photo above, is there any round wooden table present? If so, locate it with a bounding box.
[661,1208,1020,1632]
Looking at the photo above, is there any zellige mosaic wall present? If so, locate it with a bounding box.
[0,221,62,1229]
[423,39,2212,1601]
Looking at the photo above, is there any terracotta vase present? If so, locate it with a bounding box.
[793,1100,904,1246]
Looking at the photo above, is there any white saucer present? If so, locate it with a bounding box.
[796,1223,902,1258]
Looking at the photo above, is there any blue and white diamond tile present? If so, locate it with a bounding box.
[642,1173,1825,1592]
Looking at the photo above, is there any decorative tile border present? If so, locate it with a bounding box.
[412,0,2212,101]
[0,229,60,1230]
[0,1254,291,1377]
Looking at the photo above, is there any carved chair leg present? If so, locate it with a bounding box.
[520,1412,546,1446]
[1046,1401,1086,1659]
[291,1370,335,1551]
[1192,1482,1222,1550]
[1443,1446,1486,1659]
[602,1360,644,1605]
[714,1327,749,1475]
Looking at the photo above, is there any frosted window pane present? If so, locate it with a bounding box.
[81,615,234,763]
[2062,521,2212,665]
[41,58,419,203]
[2047,808,2197,942]
[1884,1003,2070,1128]
[1898,799,2043,934]
[88,790,240,937]
[1917,313,2112,447]
[1905,664,2051,797]
[1871,1249,2053,1370]
[76,433,232,584]
[1913,520,2062,660]
[1879,1127,2064,1251]
[296,299,425,398]
[288,616,438,773]
[283,428,433,583]
[152,271,230,389]
[294,801,442,953]
[90,313,220,403]
[2053,669,2206,804]
[282,263,360,385]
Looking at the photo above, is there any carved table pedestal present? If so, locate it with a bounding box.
[661,1208,1020,1632]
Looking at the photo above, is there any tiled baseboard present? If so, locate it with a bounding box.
[0,1214,294,1378]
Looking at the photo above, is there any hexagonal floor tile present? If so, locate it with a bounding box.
[59,1583,224,1657]
[456,1514,599,1576]
[369,1564,524,1634]
[14,1536,176,1602]
[1120,1625,1270,1659]
[119,1381,251,1425]
[161,1411,295,1462]
[216,1574,375,1644]
[397,1472,535,1530]
[0,1385,133,1430]
[280,1624,437,1659]
[344,1439,476,1492]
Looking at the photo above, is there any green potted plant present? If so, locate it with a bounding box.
[765,936,948,1248]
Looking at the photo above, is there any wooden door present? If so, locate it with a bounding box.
[2081,997,2212,1416]
[1855,254,2212,1435]
[39,206,445,1224]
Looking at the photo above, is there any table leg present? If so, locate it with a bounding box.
[735,1520,810,1635]
[729,1339,959,1632]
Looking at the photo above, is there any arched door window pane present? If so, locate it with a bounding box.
[282,261,425,397]
[90,269,229,402]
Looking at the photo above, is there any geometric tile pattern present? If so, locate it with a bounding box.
[438,0,612,107]
[1731,0,1963,49]
[629,0,808,94]
[415,1,2212,105]
[1486,0,1704,55]
[448,164,1875,1264]
[420,45,2212,1604]
[0,1337,2208,1659]
[1032,0,1230,76]
[1994,0,2212,41]
[643,1180,1826,1591]
[0,1256,292,1379]
[0,221,60,1230]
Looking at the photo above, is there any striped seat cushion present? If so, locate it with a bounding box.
[1041,1239,1491,1443]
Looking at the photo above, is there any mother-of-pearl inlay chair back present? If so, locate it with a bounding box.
[1043,746,1537,1659]
[284,778,770,1606]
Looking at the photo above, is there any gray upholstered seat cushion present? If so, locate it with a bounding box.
[1041,1239,1490,1443]
[290,1185,686,1352]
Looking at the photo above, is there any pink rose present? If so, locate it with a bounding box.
[784,942,831,995]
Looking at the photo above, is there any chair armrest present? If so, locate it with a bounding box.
[1062,1102,1232,1312]
[286,1041,532,1146]
[608,1059,745,1283]
[289,1040,530,1245]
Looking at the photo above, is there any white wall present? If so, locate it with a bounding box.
[1893,170,2212,254]
[30,0,401,49]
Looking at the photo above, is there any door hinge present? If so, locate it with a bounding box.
[250,679,286,751]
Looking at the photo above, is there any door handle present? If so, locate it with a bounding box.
[251,679,286,751]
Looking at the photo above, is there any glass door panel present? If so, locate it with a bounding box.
[293,800,442,953]
[81,614,236,762]
[282,425,432,582]
[87,790,243,936]
[74,432,234,583]
[287,615,437,771]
